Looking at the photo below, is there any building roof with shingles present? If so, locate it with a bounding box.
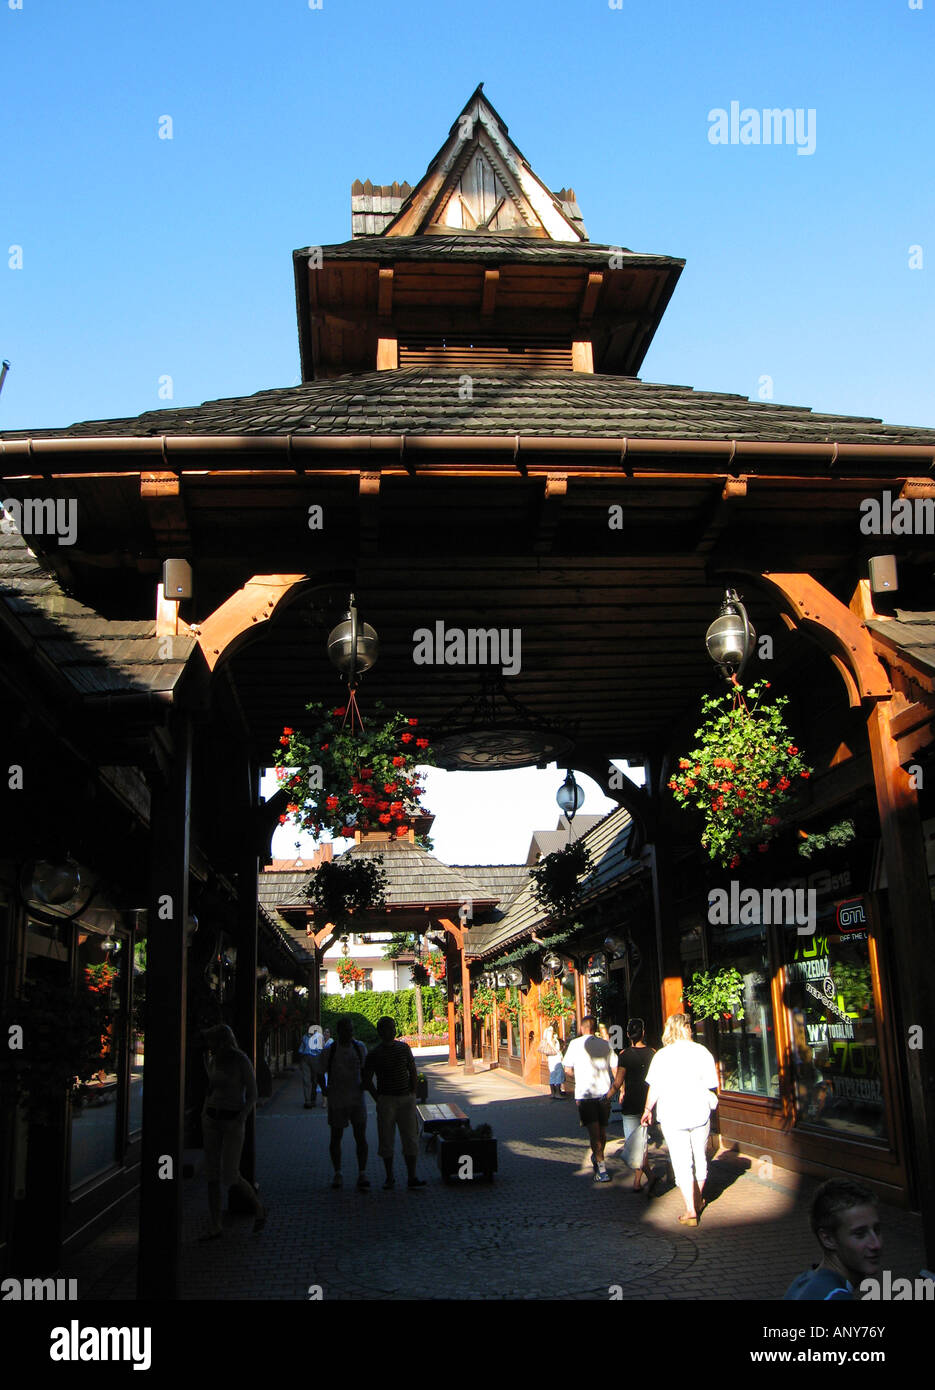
[468,806,640,959]
[866,612,935,677]
[0,526,194,698]
[258,903,318,969]
[299,235,671,267]
[6,369,935,446]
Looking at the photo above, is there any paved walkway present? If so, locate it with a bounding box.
[64,1059,926,1300]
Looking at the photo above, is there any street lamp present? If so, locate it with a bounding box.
[504,965,523,987]
[556,769,584,822]
[542,951,563,975]
[327,593,379,690]
[706,588,756,681]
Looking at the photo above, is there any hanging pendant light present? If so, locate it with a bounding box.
[556,770,584,822]
[327,593,379,689]
[706,588,756,680]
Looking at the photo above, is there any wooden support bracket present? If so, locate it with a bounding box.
[197,573,308,671]
[757,572,892,700]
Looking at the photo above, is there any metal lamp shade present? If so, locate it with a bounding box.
[504,965,523,986]
[706,593,756,672]
[542,951,563,975]
[556,771,584,820]
[327,611,379,679]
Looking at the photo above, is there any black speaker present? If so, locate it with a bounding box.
[868,555,898,594]
[162,558,192,600]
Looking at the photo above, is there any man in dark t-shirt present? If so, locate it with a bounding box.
[362,1016,426,1190]
[783,1179,882,1300]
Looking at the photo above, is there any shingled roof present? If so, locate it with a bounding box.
[0,525,195,699]
[300,235,671,268]
[468,806,640,960]
[866,613,935,677]
[7,369,935,446]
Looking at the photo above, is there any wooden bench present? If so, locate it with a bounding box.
[417,1102,469,1136]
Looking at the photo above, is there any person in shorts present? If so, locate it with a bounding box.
[610,1018,656,1190]
[200,1024,266,1237]
[562,1015,617,1182]
[362,1016,425,1190]
[784,1179,882,1300]
[321,1017,370,1190]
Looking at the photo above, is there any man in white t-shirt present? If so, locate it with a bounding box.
[562,1016,618,1182]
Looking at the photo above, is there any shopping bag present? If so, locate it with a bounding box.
[622,1122,648,1169]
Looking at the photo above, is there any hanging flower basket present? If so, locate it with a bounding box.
[470,983,501,1021]
[528,840,593,919]
[273,701,435,843]
[410,962,430,987]
[336,957,366,989]
[306,854,387,933]
[423,950,445,982]
[538,979,575,1025]
[685,966,746,1023]
[668,679,812,869]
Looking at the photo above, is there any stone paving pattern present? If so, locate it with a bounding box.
[63,1059,926,1301]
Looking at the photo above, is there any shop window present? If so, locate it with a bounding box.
[70,929,126,1188]
[128,933,146,1135]
[709,923,780,1099]
[784,917,886,1141]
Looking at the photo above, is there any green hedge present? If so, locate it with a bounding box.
[320,986,447,1043]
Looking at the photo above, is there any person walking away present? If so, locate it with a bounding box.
[362,1016,426,1190]
[299,1023,323,1108]
[641,1012,718,1225]
[200,1024,266,1238]
[538,1024,565,1098]
[562,1015,618,1183]
[783,1179,882,1299]
[610,1018,655,1190]
[321,1017,370,1190]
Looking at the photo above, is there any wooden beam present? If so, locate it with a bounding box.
[197,574,308,671]
[481,268,499,317]
[138,714,191,1300]
[571,340,593,373]
[141,471,191,553]
[377,267,394,317]
[376,337,398,370]
[866,700,935,1264]
[756,573,892,700]
[578,271,603,324]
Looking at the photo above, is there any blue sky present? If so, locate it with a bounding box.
[3,0,932,862]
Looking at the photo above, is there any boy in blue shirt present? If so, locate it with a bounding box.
[784,1178,882,1300]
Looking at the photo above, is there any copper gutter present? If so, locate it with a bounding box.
[1,433,934,470]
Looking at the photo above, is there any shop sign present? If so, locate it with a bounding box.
[586,951,607,982]
[835,897,869,933]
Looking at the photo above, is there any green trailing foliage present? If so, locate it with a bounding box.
[798,818,856,859]
[529,841,593,919]
[305,854,387,931]
[684,966,746,1022]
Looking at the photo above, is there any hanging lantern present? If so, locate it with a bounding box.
[556,769,585,822]
[327,593,379,688]
[542,951,563,975]
[705,589,756,680]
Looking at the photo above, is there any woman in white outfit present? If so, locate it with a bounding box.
[539,1024,565,1098]
[641,1013,718,1226]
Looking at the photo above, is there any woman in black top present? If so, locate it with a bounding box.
[610,1019,655,1191]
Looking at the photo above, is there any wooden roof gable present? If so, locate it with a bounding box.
[382,84,588,243]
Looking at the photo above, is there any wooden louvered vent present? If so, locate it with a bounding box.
[399,335,573,370]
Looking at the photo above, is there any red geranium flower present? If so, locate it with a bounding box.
[279,736,289,746]
[278,814,288,824]
[379,814,392,825]
[325,795,339,809]
[679,759,691,769]
[401,733,413,744]
[392,756,405,767]
[800,770,811,779]
[384,782,398,793]
[416,738,429,749]
[332,707,346,717]
[282,727,294,736]
[360,769,373,779]
[320,743,329,751]
[408,718,418,726]
[395,826,408,837]
[787,745,799,755]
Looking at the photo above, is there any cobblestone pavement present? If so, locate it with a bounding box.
[63,1059,926,1301]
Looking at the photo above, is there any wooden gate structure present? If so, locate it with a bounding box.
[2,85,935,1293]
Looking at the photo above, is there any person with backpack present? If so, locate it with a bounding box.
[298,1023,324,1108]
[321,1017,370,1190]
